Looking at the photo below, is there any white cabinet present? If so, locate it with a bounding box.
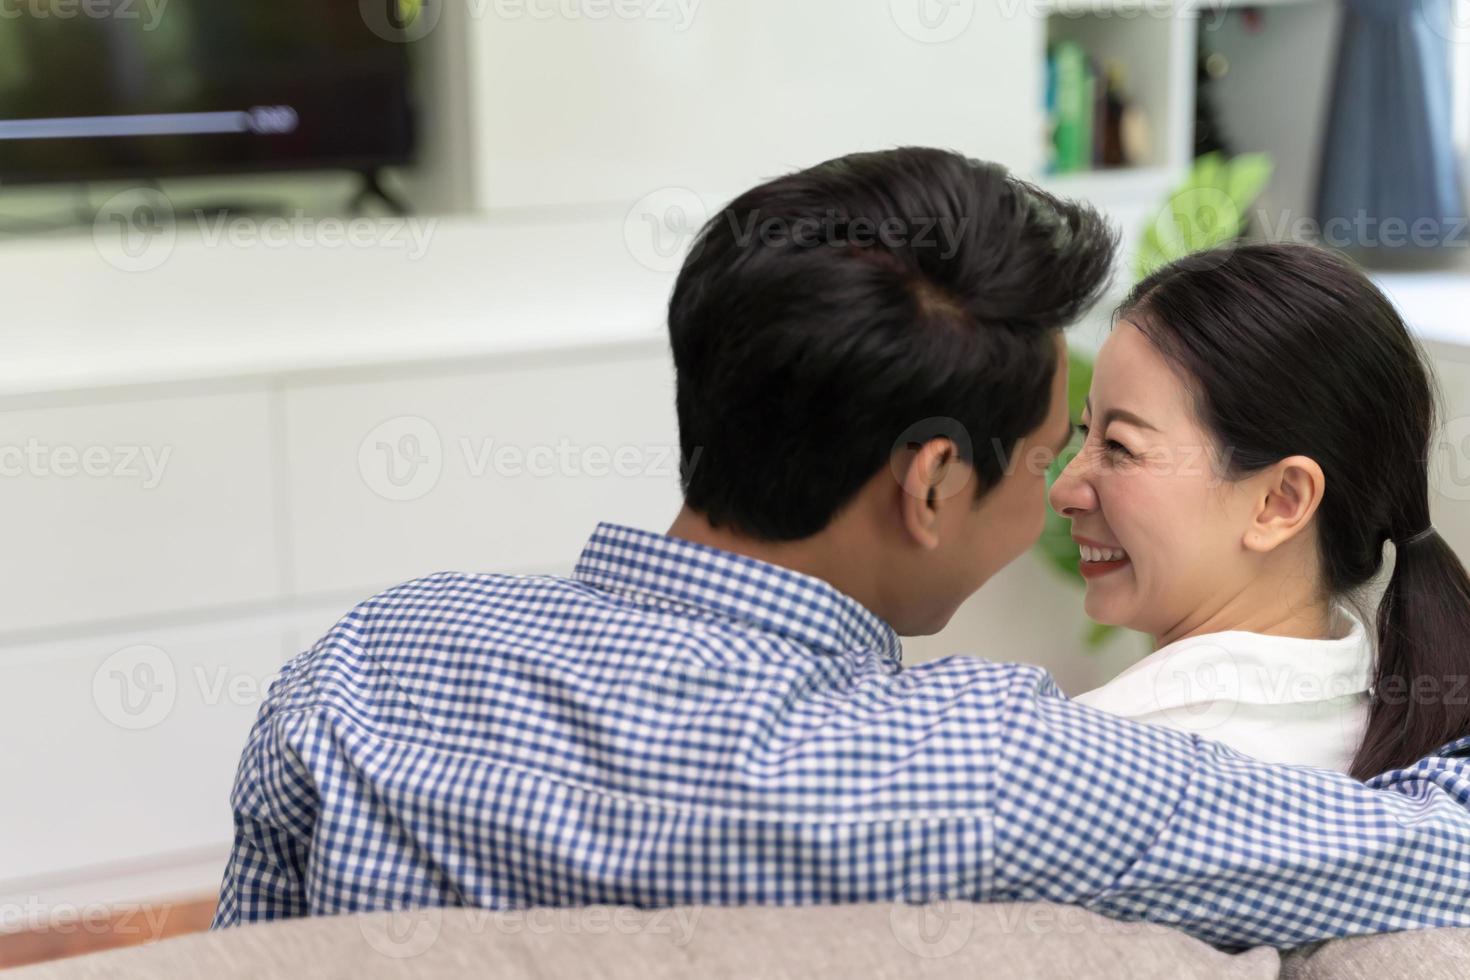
[0,391,282,634]
[282,346,684,599]
[0,614,295,894]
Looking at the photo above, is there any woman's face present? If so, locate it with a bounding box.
[1048,320,1263,641]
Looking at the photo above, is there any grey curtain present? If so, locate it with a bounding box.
[1316,0,1466,249]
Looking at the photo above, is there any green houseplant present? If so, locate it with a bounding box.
[1034,152,1274,647]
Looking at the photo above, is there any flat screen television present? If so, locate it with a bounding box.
[0,2,416,185]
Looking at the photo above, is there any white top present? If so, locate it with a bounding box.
[1073,606,1374,773]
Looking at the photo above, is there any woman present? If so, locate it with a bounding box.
[1051,242,1470,778]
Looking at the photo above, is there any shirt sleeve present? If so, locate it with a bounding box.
[991,666,1470,950]
[211,676,317,927]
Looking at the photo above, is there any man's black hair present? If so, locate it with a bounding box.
[668,146,1117,540]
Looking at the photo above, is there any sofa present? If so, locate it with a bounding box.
[9,903,1469,979]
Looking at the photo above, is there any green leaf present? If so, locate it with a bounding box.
[1086,620,1119,648]
[1224,153,1274,210]
[1133,152,1275,280]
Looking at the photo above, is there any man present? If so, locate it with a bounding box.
[213,147,1470,949]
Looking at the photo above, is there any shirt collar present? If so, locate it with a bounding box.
[573,522,903,669]
[1081,605,1375,711]
[1435,734,1470,758]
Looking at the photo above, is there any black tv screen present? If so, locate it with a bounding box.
[0,2,416,184]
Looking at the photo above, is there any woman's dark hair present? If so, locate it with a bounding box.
[1121,242,1470,778]
[668,146,1117,541]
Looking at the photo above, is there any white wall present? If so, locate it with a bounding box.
[466,0,1044,210]
[1427,339,1470,555]
[1206,0,1340,230]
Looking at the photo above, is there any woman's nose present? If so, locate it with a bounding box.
[1049,451,1098,518]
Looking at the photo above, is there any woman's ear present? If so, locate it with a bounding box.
[897,437,963,550]
[1244,455,1325,553]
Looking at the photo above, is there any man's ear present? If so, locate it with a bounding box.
[1244,455,1325,553]
[897,438,968,550]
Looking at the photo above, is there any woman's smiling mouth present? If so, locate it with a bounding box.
[1075,536,1131,579]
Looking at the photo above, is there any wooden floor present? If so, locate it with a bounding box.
[0,897,218,971]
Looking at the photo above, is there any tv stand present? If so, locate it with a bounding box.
[350,169,408,216]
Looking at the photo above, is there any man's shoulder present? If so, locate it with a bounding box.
[285,571,560,651]
[265,570,588,699]
[269,568,1075,734]
[318,571,1073,689]
[894,655,1064,701]
[359,568,578,615]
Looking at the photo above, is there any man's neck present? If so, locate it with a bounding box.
[666,506,886,620]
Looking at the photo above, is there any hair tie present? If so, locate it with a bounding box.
[1397,525,1437,548]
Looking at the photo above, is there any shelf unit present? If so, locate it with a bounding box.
[1032,0,1197,301]
[1029,0,1341,333]
[1043,3,1196,175]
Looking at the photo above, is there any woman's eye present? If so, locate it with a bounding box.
[1079,424,1132,459]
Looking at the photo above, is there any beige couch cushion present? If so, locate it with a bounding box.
[1281,928,1470,980]
[9,903,1278,980]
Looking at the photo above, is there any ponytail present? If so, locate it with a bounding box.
[1350,527,1470,779]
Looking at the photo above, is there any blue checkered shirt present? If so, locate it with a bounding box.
[214,522,1470,949]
